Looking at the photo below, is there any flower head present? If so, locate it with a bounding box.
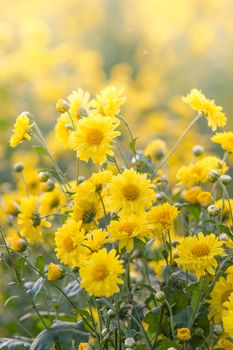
[176,232,224,278]
[55,113,73,149]
[70,114,120,164]
[211,132,233,154]
[68,88,90,120]
[147,203,179,236]
[47,263,63,281]
[108,168,155,214]
[92,86,126,119]
[80,248,124,297]
[144,139,167,161]
[177,328,191,342]
[10,114,32,148]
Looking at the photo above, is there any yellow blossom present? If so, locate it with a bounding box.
[211,132,233,154]
[10,114,32,148]
[47,263,63,281]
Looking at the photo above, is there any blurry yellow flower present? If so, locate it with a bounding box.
[55,113,73,149]
[147,202,178,236]
[80,248,124,297]
[183,186,202,204]
[108,168,155,214]
[18,169,41,196]
[78,343,90,350]
[177,328,191,342]
[215,198,233,225]
[68,88,90,121]
[222,292,233,337]
[197,191,213,208]
[10,114,32,148]
[107,213,150,252]
[149,259,166,280]
[144,139,167,161]
[47,263,63,281]
[55,219,85,267]
[92,86,126,119]
[18,196,50,243]
[70,114,120,164]
[208,274,233,322]
[6,227,26,253]
[212,132,233,154]
[182,89,227,131]
[176,232,223,278]
[40,188,66,215]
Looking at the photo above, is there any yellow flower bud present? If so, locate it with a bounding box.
[177,328,191,342]
[47,263,64,281]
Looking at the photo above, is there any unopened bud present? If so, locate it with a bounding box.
[107,309,115,318]
[56,99,69,113]
[38,171,49,182]
[20,111,32,118]
[209,170,219,183]
[43,179,55,192]
[155,290,165,302]
[207,205,220,217]
[125,338,136,348]
[194,328,204,336]
[219,175,232,186]
[192,145,204,156]
[213,324,223,335]
[13,162,24,173]
[101,328,108,337]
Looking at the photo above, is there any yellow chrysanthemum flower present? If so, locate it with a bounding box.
[55,113,73,149]
[197,191,213,208]
[17,169,41,196]
[80,229,110,260]
[9,114,32,148]
[208,274,233,322]
[144,139,167,161]
[78,343,90,350]
[70,114,120,164]
[17,196,50,243]
[176,232,224,278]
[108,168,155,214]
[222,292,233,337]
[177,328,191,342]
[147,202,179,236]
[55,219,85,267]
[47,263,63,281]
[212,132,233,154]
[182,89,227,131]
[40,188,66,216]
[80,248,124,297]
[183,186,202,204]
[107,213,151,253]
[92,86,126,119]
[68,88,90,121]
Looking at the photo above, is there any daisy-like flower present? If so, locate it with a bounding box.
[17,196,50,243]
[222,292,233,337]
[108,168,155,214]
[175,232,224,279]
[144,139,167,161]
[79,248,124,297]
[9,114,32,148]
[47,263,63,281]
[196,191,213,208]
[68,88,90,121]
[54,219,85,267]
[107,213,151,253]
[147,202,179,236]
[40,187,66,216]
[211,132,233,154]
[79,229,110,260]
[183,186,202,204]
[92,86,126,119]
[208,274,233,322]
[55,113,73,149]
[70,114,120,164]
[182,89,227,131]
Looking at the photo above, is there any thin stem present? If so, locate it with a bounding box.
[155,113,202,172]
[112,156,121,173]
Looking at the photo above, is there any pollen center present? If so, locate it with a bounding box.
[191,243,210,257]
[93,263,108,281]
[122,184,140,201]
[222,290,233,303]
[86,128,104,145]
[64,237,74,252]
[120,222,136,235]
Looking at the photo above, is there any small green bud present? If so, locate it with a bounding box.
[38,171,49,182]
[194,328,204,336]
[43,179,55,192]
[72,266,79,273]
[13,162,24,173]
[207,205,220,217]
[107,309,115,318]
[209,170,220,183]
[155,290,165,302]
[220,174,232,186]
[213,324,223,335]
[101,328,108,337]
[192,145,204,156]
[125,338,136,348]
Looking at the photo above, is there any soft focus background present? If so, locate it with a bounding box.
[0,0,233,336]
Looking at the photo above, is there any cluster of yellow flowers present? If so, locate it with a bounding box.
[1,86,233,349]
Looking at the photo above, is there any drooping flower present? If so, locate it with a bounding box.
[175,232,224,278]
[70,114,120,164]
[211,132,233,154]
[10,114,32,148]
[79,248,124,297]
[54,219,85,267]
[108,168,155,214]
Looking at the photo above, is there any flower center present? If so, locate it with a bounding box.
[86,128,104,146]
[32,213,41,227]
[221,290,233,303]
[120,222,136,235]
[191,243,210,257]
[122,184,140,201]
[64,237,74,252]
[82,208,96,224]
[93,263,108,281]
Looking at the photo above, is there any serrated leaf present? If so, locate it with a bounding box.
[129,137,138,154]
[30,321,90,350]
[33,146,48,156]
[36,256,45,275]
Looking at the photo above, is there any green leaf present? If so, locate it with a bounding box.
[129,137,138,154]
[33,146,48,156]
[162,249,169,260]
[159,337,177,350]
[15,257,25,277]
[30,321,90,350]
[36,256,45,275]
[4,295,19,308]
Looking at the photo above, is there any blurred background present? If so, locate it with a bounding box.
[0,0,233,336]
